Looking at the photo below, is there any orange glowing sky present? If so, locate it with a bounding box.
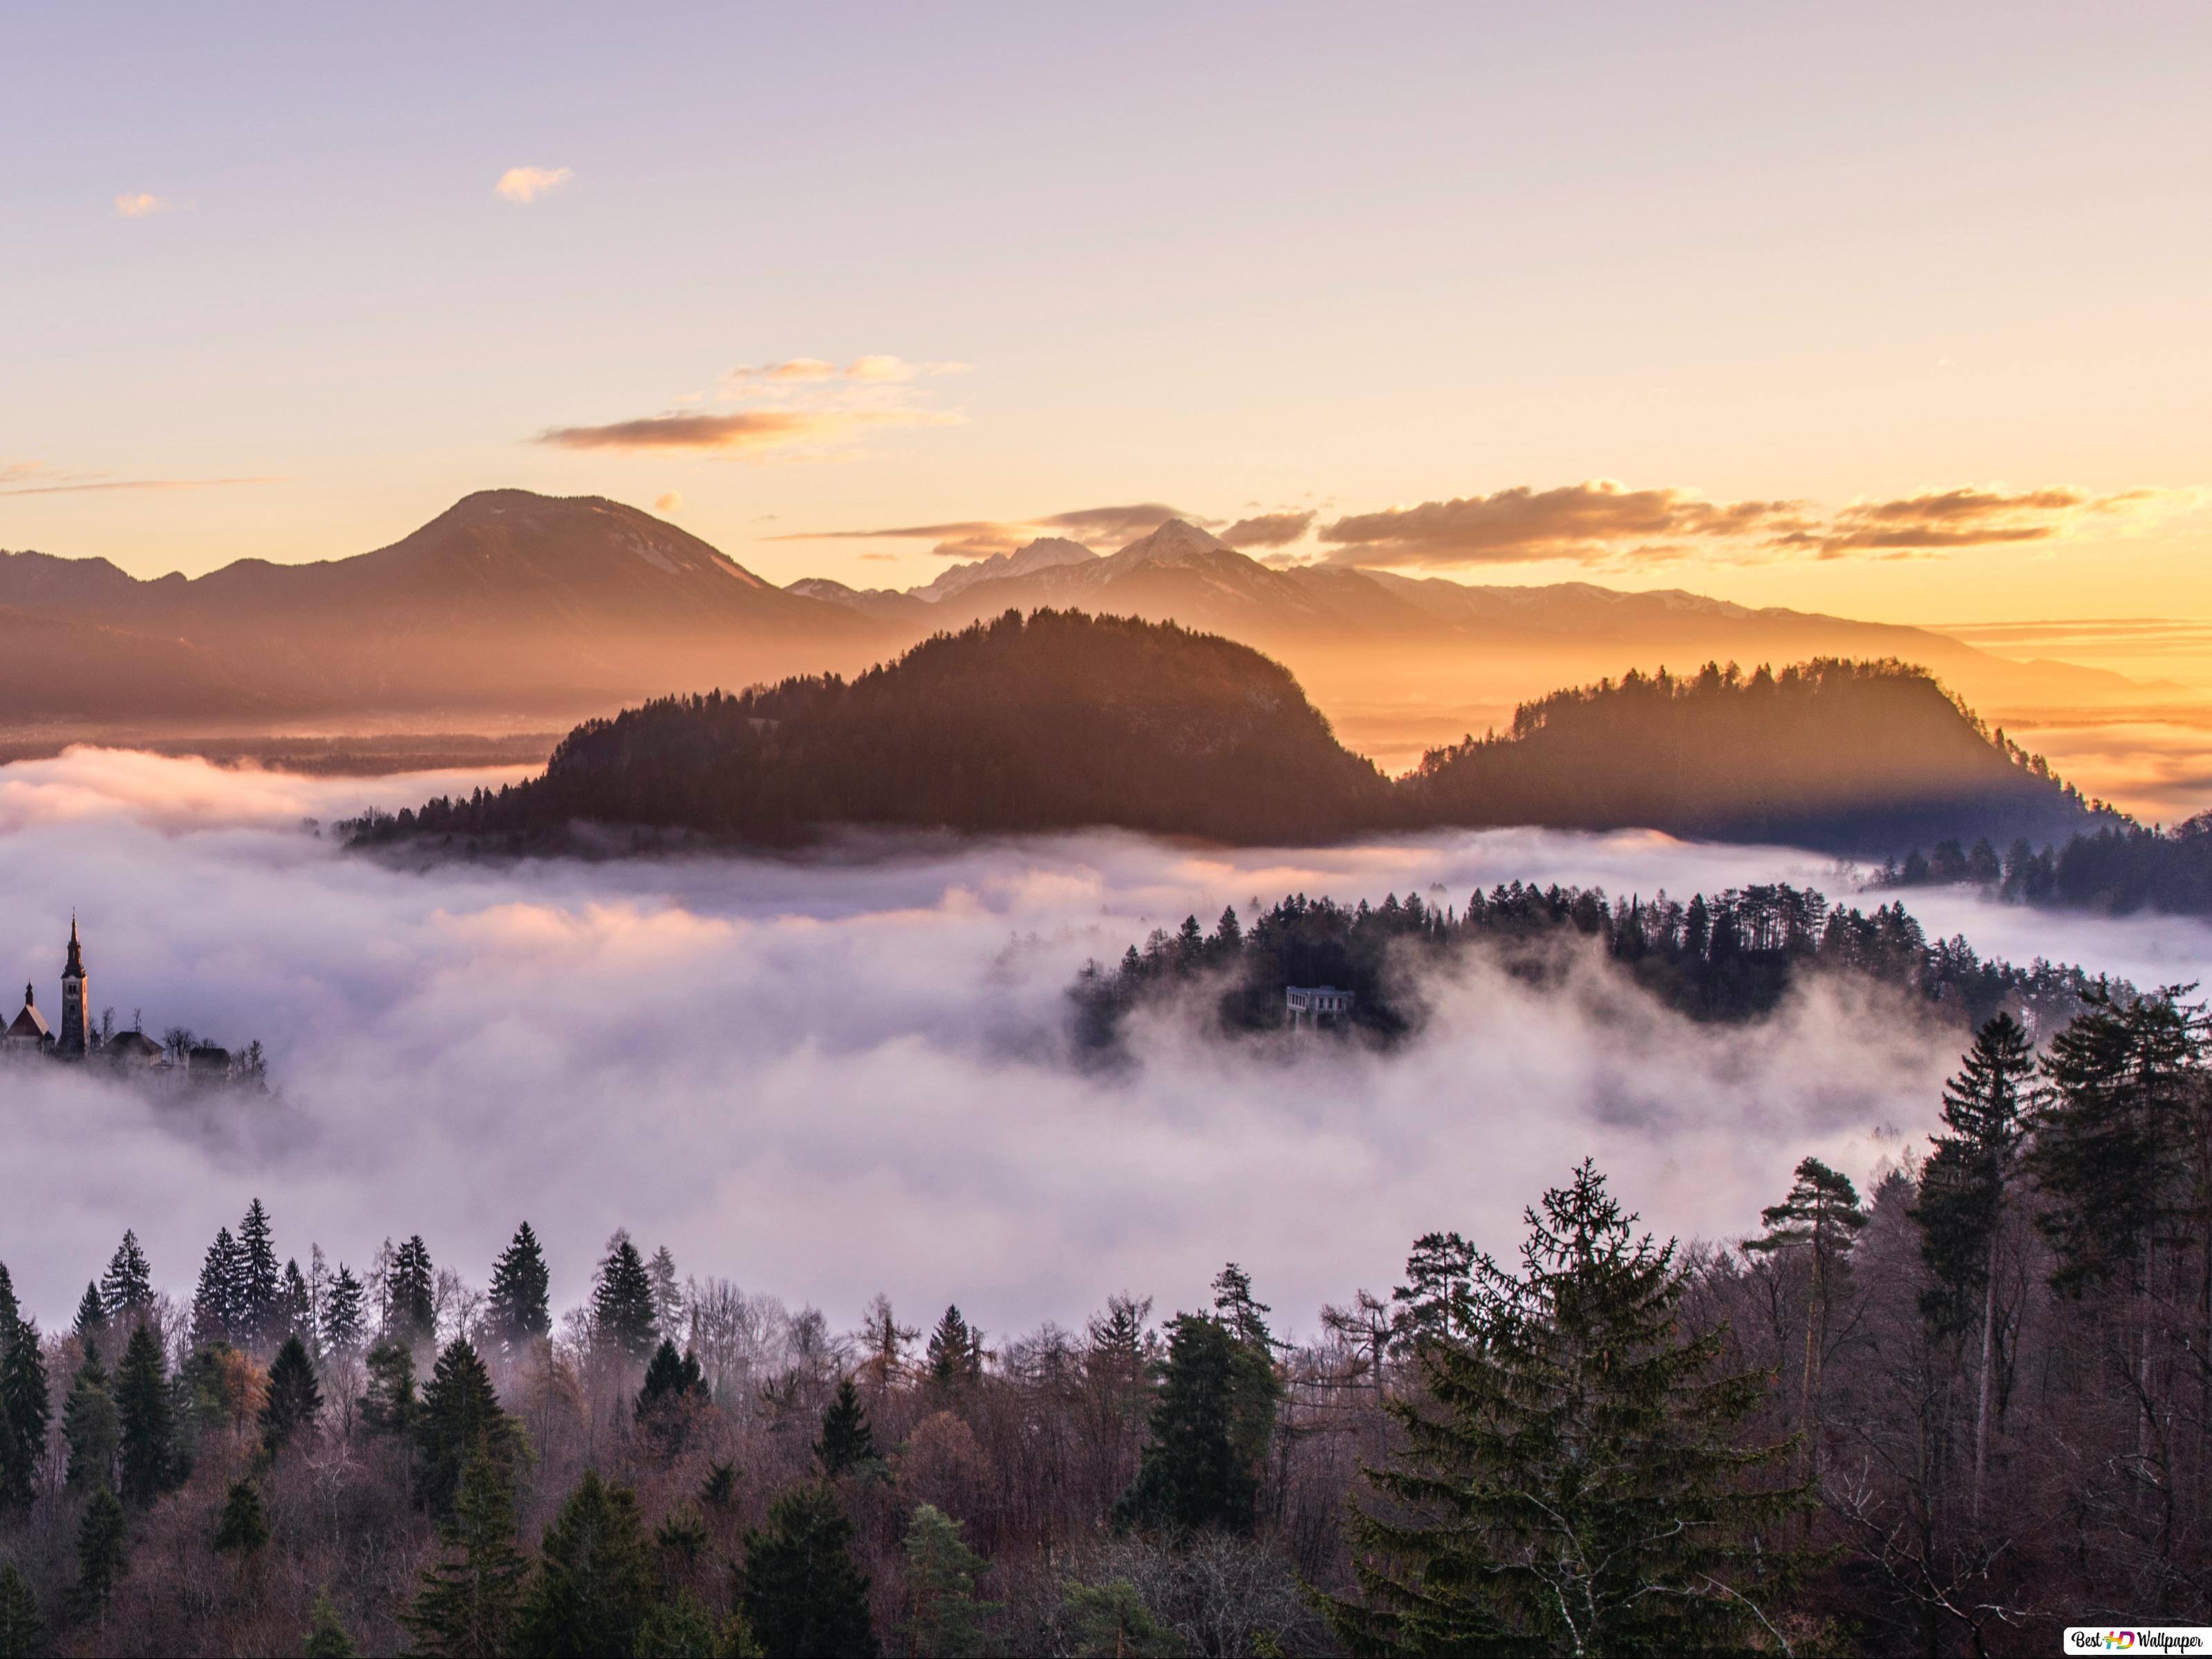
[5,4,2209,686]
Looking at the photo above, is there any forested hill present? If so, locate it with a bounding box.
[355,610,1389,846]
[1399,658,2101,855]
[352,626,2103,854]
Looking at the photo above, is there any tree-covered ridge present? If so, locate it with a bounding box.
[8,987,2212,1650]
[1884,812,2212,917]
[351,609,1389,849]
[1399,657,2100,854]
[348,621,2106,857]
[1074,879,2121,1050]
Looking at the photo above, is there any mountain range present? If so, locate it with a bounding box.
[0,490,2138,739]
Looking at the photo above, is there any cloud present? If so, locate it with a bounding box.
[0,465,279,498]
[1320,481,1808,570]
[6,748,2205,1336]
[776,503,1199,558]
[534,409,955,456]
[1793,487,2176,559]
[1315,480,2197,570]
[1221,511,1315,550]
[113,193,176,218]
[654,491,683,514]
[496,166,574,203]
[720,357,970,395]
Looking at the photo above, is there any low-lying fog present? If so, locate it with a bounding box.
[5,747,2211,1339]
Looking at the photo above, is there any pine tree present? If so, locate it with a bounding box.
[926,1305,982,1389]
[388,1237,437,1348]
[237,1199,281,1351]
[635,1340,708,1456]
[359,1340,418,1436]
[592,1232,658,1362]
[213,1478,270,1555]
[1211,1262,1275,1349]
[71,1283,106,1347]
[191,1226,246,1351]
[1745,1154,1867,1487]
[403,1444,528,1658]
[814,1377,880,1477]
[647,1246,684,1340]
[1318,1162,1809,1656]
[738,1484,879,1658]
[1913,1011,2036,1519]
[70,1487,128,1622]
[2031,987,2206,1295]
[510,1470,655,1658]
[62,1342,120,1493]
[0,1268,50,1515]
[301,1588,362,1658]
[415,1341,514,1517]
[322,1266,366,1356]
[1390,1231,1478,1350]
[115,1321,176,1504]
[100,1231,153,1327]
[904,1503,997,1658]
[0,1562,44,1659]
[1112,1310,1277,1535]
[261,1335,324,1456]
[485,1224,551,1352]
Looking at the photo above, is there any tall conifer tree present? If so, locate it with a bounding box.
[62,1342,120,1493]
[260,1335,324,1455]
[739,1484,879,1658]
[237,1199,281,1350]
[591,1232,657,1362]
[485,1224,551,1351]
[388,1237,437,1348]
[415,1341,514,1517]
[100,1231,153,1326]
[0,1267,49,1515]
[404,1445,528,1658]
[509,1471,655,1658]
[115,1320,176,1504]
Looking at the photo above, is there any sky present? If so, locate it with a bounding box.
[3,2,2209,641]
[9,748,2212,1333]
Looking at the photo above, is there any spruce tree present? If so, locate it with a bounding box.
[509,1470,655,1658]
[191,1227,245,1351]
[635,1340,707,1456]
[647,1246,684,1341]
[0,1562,44,1659]
[359,1340,418,1436]
[0,1269,50,1516]
[2031,987,2206,1295]
[322,1266,366,1356]
[485,1224,551,1352]
[1746,1154,1866,1486]
[813,1377,880,1477]
[237,1199,281,1351]
[925,1306,981,1388]
[905,1503,996,1658]
[261,1335,324,1455]
[302,1588,362,1658]
[71,1284,106,1347]
[1319,1162,1808,1655]
[69,1487,128,1622]
[592,1232,658,1362]
[415,1341,514,1517]
[213,1478,270,1555]
[738,1484,879,1658]
[1112,1311,1275,1535]
[62,1342,120,1493]
[1912,1012,2036,1519]
[388,1237,437,1349]
[402,1445,527,1659]
[281,1259,313,1346]
[115,1321,176,1504]
[100,1232,153,1327]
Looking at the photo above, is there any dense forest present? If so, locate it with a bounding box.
[1071,879,2120,1053]
[1885,814,2212,917]
[3,985,2211,1653]
[346,615,2099,860]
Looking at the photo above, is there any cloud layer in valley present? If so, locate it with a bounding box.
[6,749,2209,1341]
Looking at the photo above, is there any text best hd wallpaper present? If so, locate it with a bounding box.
[3,6,2212,1655]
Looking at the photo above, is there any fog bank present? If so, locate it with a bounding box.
[5,747,2209,1338]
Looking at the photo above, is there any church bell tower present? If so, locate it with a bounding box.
[58,915,90,1058]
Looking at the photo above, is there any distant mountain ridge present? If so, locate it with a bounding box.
[355,612,2100,857]
[0,490,883,720]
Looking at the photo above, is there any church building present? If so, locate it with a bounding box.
[4,917,237,1081]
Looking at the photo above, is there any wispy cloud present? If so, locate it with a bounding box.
[113,193,180,218]
[535,409,955,456]
[1221,511,1315,550]
[1316,480,2197,570]
[776,503,1201,558]
[718,357,971,396]
[0,462,279,498]
[496,165,574,203]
